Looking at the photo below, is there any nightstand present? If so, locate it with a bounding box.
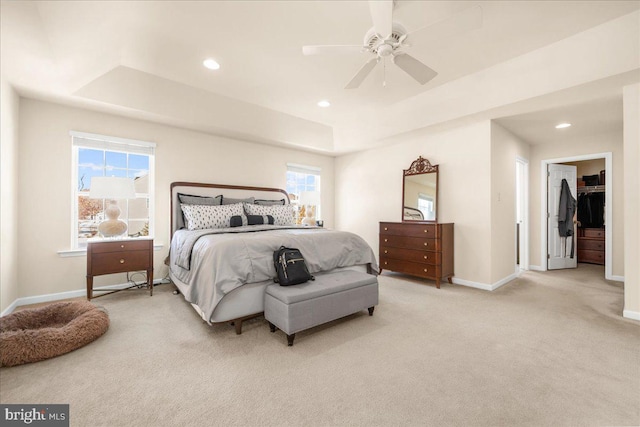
[86,238,154,300]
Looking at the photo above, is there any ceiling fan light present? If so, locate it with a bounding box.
[203,58,220,70]
[317,100,331,108]
[555,123,571,129]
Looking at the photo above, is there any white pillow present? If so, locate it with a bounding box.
[244,203,295,226]
[180,203,244,230]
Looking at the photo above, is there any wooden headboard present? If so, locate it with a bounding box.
[170,182,290,236]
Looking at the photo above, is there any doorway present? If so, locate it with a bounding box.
[516,157,529,271]
[541,152,613,279]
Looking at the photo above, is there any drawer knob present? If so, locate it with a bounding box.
[424,255,428,260]
[423,268,428,272]
[384,239,388,242]
[121,244,125,248]
[424,242,428,246]
[424,229,429,233]
[384,262,388,265]
[384,250,388,254]
[120,259,125,264]
[384,227,388,231]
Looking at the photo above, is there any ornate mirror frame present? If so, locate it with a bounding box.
[402,156,438,222]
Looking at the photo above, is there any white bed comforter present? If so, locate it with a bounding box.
[170,226,377,321]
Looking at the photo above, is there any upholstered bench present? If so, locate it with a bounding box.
[264,270,378,346]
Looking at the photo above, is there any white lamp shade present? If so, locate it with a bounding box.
[89,177,136,199]
[299,191,320,206]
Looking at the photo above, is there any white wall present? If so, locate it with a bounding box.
[490,122,531,283]
[0,77,20,313]
[528,131,624,277]
[623,83,640,318]
[335,121,494,286]
[16,98,335,300]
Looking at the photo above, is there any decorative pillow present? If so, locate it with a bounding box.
[244,203,295,226]
[255,198,286,206]
[230,215,275,227]
[180,203,244,230]
[222,196,255,205]
[178,193,222,205]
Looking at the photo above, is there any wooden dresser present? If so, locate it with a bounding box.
[577,228,604,265]
[379,222,454,288]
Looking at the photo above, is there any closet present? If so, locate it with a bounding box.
[576,170,605,265]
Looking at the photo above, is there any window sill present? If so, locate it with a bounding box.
[58,243,164,258]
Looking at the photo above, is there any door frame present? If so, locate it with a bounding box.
[540,152,613,279]
[516,156,529,271]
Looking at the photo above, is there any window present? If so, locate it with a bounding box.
[71,131,155,249]
[286,164,321,224]
[418,193,435,221]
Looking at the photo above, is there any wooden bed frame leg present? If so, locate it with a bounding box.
[234,320,243,335]
[268,322,276,333]
[368,307,375,316]
[287,333,295,346]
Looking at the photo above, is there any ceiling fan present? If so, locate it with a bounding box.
[302,1,482,89]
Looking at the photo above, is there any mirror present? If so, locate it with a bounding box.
[402,156,438,222]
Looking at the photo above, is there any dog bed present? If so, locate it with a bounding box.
[0,300,109,367]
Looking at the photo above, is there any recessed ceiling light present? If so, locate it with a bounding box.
[555,123,571,129]
[203,58,220,70]
[317,100,331,108]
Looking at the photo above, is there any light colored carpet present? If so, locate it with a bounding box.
[1,264,638,426]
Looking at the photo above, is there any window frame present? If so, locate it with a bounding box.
[70,131,156,250]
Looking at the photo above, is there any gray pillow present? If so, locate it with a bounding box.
[222,196,255,205]
[178,193,222,205]
[255,198,286,206]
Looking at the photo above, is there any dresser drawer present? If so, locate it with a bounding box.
[380,246,440,265]
[380,222,436,237]
[577,249,604,264]
[577,239,604,251]
[90,239,151,254]
[582,228,604,239]
[379,258,441,279]
[380,235,440,251]
[90,250,151,275]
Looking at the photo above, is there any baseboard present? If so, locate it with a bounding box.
[529,265,545,271]
[0,278,170,316]
[608,275,624,282]
[453,272,519,292]
[623,310,640,322]
[0,299,20,317]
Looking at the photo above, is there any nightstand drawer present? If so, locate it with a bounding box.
[90,250,151,276]
[90,240,151,254]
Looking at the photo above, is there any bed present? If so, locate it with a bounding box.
[169,182,378,333]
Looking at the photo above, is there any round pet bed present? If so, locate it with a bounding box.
[0,300,109,367]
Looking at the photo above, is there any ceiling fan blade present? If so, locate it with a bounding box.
[345,57,379,89]
[369,0,393,38]
[392,53,437,85]
[302,45,365,56]
[406,5,482,45]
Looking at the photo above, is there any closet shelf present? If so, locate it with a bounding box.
[577,185,605,194]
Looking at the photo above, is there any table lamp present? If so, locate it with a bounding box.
[89,176,136,237]
[299,191,320,226]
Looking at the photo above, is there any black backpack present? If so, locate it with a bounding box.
[273,246,314,286]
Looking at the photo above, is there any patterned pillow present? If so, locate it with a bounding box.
[255,198,286,206]
[178,193,222,205]
[244,203,295,226]
[180,203,244,230]
[222,196,255,205]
